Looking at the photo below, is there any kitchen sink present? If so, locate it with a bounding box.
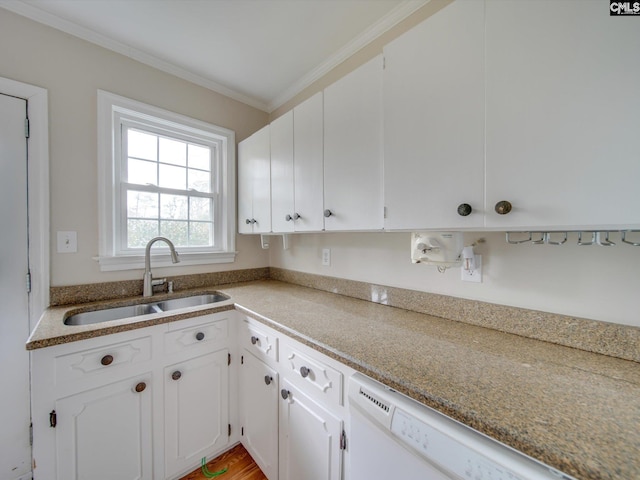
[63,292,230,326]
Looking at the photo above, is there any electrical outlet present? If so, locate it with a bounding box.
[461,254,482,283]
[322,248,331,266]
[57,231,77,253]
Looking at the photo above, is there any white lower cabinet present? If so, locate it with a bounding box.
[279,379,343,480]
[31,312,233,480]
[240,350,279,480]
[55,373,153,480]
[164,349,230,478]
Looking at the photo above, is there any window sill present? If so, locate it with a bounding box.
[94,251,237,272]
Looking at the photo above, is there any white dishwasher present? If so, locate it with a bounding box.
[348,373,575,480]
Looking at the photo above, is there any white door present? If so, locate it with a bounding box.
[240,350,279,480]
[0,93,31,480]
[270,111,295,233]
[55,375,153,480]
[238,125,271,234]
[323,55,384,231]
[164,349,230,478]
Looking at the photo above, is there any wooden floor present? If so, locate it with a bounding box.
[180,443,268,480]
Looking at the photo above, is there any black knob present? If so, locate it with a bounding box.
[195,332,205,341]
[324,209,333,218]
[101,354,114,366]
[264,375,273,386]
[171,371,182,381]
[457,203,472,217]
[300,366,311,378]
[250,336,259,345]
[281,389,290,400]
[495,201,513,215]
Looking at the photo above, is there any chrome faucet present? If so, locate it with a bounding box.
[143,237,180,297]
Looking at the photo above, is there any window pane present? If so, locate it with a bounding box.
[159,164,186,190]
[190,197,211,221]
[188,144,210,171]
[128,158,157,185]
[127,191,158,218]
[190,222,212,246]
[160,194,188,220]
[160,220,188,246]
[127,219,159,248]
[188,168,211,192]
[159,137,187,166]
[128,129,157,161]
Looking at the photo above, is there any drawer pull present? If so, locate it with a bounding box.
[172,371,182,381]
[250,336,259,345]
[280,389,290,400]
[264,375,273,386]
[195,331,205,341]
[300,366,311,378]
[134,382,147,393]
[101,354,114,366]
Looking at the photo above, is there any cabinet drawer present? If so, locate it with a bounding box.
[281,342,343,407]
[164,315,229,356]
[239,316,278,362]
[54,336,152,388]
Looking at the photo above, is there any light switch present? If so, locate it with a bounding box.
[57,231,77,253]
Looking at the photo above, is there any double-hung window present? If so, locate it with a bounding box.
[97,90,236,271]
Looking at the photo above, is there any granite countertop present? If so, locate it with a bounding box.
[28,279,640,480]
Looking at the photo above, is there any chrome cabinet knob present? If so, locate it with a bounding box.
[457,203,472,217]
[324,209,333,218]
[245,218,257,224]
[293,213,301,220]
[494,201,513,215]
[281,389,290,400]
[171,371,182,381]
[285,214,293,221]
[264,375,273,386]
[300,366,311,378]
[250,336,259,345]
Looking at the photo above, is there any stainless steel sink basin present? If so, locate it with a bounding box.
[63,292,230,326]
[154,293,229,311]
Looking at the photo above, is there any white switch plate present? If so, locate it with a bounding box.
[57,231,77,253]
[322,248,331,266]
[461,254,482,283]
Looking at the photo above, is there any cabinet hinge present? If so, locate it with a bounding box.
[383,206,387,219]
[340,430,347,450]
[25,117,30,138]
[241,355,244,365]
[29,423,33,446]
[228,353,231,365]
[228,424,231,436]
[49,410,57,428]
[382,56,386,70]
[241,426,244,436]
[26,270,32,293]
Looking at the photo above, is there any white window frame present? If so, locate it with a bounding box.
[97,90,236,271]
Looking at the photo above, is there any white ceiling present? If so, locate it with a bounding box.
[1,0,426,112]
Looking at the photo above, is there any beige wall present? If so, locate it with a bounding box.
[0,9,270,286]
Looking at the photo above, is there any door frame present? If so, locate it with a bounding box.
[0,76,50,329]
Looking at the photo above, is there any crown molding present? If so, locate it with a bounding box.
[0,0,270,112]
[267,0,428,112]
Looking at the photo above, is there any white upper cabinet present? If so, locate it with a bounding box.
[293,92,325,232]
[383,0,485,230]
[238,125,271,234]
[485,0,640,229]
[323,55,384,231]
[270,111,295,233]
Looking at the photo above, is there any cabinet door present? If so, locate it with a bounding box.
[485,0,640,229]
[55,374,153,480]
[271,110,296,233]
[279,379,342,480]
[164,349,229,478]
[383,0,485,230]
[293,92,325,232]
[240,351,279,480]
[238,125,271,233]
[324,55,384,231]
